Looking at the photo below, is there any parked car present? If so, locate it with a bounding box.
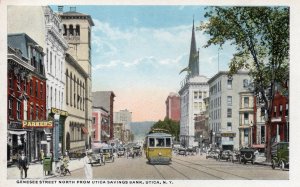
[117,147,126,158]
[133,145,142,157]
[90,148,105,166]
[217,150,233,161]
[101,146,115,163]
[239,147,255,164]
[178,147,187,156]
[271,142,289,170]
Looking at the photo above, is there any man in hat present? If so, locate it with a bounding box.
[18,151,29,179]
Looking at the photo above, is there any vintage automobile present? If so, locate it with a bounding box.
[229,150,240,163]
[206,149,219,159]
[177,147,187,156]
[101,146,115,163]
[271,142,289,170]
[133,145,142,157]
[239,147,255,164]
[217,150,233,162]
[117,147,126,158]
[90,148,105,166]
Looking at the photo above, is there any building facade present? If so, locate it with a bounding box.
[165,92,180,122]
[59,7,94,150]
[114,109,132,130]
[208,71,250,150]
[179,20,209,148]
[92,91,116,140]
[7,33,47,162]
[92,106,109,143]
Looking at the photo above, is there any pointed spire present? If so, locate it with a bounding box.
[188,17,199,77]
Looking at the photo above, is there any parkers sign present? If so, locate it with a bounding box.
[22,120,53,128]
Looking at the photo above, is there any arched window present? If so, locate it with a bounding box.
[76,25,80,36]
[66,69,69,105]
[69,25,74,36]
[74,75,76,108]
[70,73,72,106]
[63,24,67,36]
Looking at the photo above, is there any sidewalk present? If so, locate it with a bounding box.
[7,158,84,180]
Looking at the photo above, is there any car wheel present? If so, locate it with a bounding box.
[271,160,276,169]
[281,160,285,170]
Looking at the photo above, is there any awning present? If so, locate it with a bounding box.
[8,130,27,135]
[81,127,88,134]
[251,144,265,149]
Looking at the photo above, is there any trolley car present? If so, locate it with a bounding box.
[145,129,172,164]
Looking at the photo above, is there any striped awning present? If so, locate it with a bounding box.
[81,127,88,134]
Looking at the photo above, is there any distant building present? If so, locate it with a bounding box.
[114,109,132,130]
[165,92,180,122]
[208,71,250,150]
[92,106,109,143]
[113,123,124,144]
[92,91,116,140]
[179,20,209,148]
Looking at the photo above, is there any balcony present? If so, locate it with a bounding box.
[63,35,80,43]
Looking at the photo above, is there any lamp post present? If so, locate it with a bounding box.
[53,114,60,162]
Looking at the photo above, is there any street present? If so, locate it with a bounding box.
[56,153,288,180]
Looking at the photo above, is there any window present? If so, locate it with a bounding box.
[29,80,32,95]
[243,79,248,88]
[76,25,80,36]
[227,122,232,131]
[279,105,283,117]
[194,102,198,110]
[36,107,39,120]
[92,117,96,124]
[286,104,289,116]
[30,106,33,120]
[227,79,232,89]
[244,97,249,108]
[9,74,13,89]
[199,91,202,99]
[8,98,13,117]
[227,96,232,106]
[50,87,53,107]
[40,83,43,100]
[35,81,38,98]
[194,91,198,99]
[274,106,277,117]
[149,138,155,147]
[69,25,74,36]
[227,108,232,118]
[203,91,207,98]
[50,51,52,74]
[17,101,21,119]
[229,137,234,141]
[244,113,249,125]
[199,102,202,111]
[156,138,165,147]
[166,138,171,147]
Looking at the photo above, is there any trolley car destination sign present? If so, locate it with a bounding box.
[22,120,53,128]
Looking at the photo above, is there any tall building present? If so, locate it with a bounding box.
[207,71,250,150]
[179,20,209,147]
[7,33,47,162]
[92,91,116,140]
[165,92,180,122]
[59,6,95,151]
[114,109,132,130]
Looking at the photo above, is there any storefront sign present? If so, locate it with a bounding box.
[22,120,53,128]
[221,132,236,137]
[51,107,68,117]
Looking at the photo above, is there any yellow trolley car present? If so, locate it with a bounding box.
[145,129,172,164]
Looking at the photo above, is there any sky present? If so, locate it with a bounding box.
[52,5,236,122]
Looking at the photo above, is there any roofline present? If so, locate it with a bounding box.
[207,71,249,84]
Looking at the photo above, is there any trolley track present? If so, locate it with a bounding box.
[172,157,252,180]
[152,164,191,180]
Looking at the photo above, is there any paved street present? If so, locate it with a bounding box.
[55,154,288,180]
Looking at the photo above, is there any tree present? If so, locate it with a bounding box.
[150,118,180,141]
[200,6,289,161]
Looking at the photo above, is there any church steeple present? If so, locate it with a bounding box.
[188,17,199,77]
[179,18,200,77]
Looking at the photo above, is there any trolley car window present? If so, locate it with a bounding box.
[149,138,155,147]
[156,138,165,147]
[166,138,171,147]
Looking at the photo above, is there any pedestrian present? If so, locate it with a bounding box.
[18,151,29,179]
[83,150,93,179]
[40,150,44,164]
